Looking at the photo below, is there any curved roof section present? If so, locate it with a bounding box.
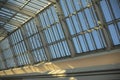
[0,0,53,40]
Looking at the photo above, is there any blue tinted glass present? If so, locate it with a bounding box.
[100,0,112,22]
[110,0,120,19]
[108,24,120,45]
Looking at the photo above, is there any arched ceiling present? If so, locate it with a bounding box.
[0,0,54,40]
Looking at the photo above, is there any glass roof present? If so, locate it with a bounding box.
[0,21,5,25]
[4,23,17,32]
[7,0,51,14]
[0,0,52,40]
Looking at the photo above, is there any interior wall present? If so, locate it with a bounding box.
[0,49,120,80]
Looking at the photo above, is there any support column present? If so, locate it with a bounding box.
[92,0,113,50]
[34,16,51,61]
[53,0,76,57]
[21,28,35,65]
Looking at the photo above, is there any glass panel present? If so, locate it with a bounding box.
[60,0,106,54]
[108,24,120,45]
[0,38,15,68]
[23,19,47,63]
[9,29,30,66]
[38,6,70,59]
[100,0,120,45]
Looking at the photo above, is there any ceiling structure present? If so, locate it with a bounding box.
[0,0,53,40]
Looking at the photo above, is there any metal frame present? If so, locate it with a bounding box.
[7,36,18,67]
[0,0,120,70]
[54,0,76,57]
[0,49,6,70]
[92,0,113,49]
[0,0,52,39]
[34,16,51,61]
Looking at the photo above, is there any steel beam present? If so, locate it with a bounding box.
[53,0,76,57]
[20,0,31,9]
[48,0,56,3]
[0,17,21,27]
[0,26,8,32]
[0,31,7,37]
[0,2,35,17]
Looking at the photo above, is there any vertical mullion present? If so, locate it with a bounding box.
[20,43,26,65]
[36,50,40,61]
[19,32,29,64]
[35,30,46,60]
[91,1,107,48]
[30,21,40,49]
[107,0,120,42]
[14,45,19,65]
[42,12,58,59]
[73,0,89,52]
[13,33,22,66]
[63,0,76,34]
[79,0,96,50]
[12,34,16,45]
[32,37,40,61]
[7,36,18,67]
[15,31,25,65]
[46,8,62,58]
[35,14,52,61]
[27,23,36,49]
[56,0,76,57]
[0,49,6,69]
[49,7,67,56]
[18,42,25,65]
[71,0,89,52]
[87,6,98,49]
[44,12,55,43]
[74,0,91,52]
[14,44,20,65]
[21,26,35,65]
[33,51,37,62]
[64,0,83,53]
[39,49,44,61]
[90,6,105,48]
[18,43,24,65]
[92,0,113,49]
[30,34,37,49]
[21,42,28,65]
[14,32,18,44]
